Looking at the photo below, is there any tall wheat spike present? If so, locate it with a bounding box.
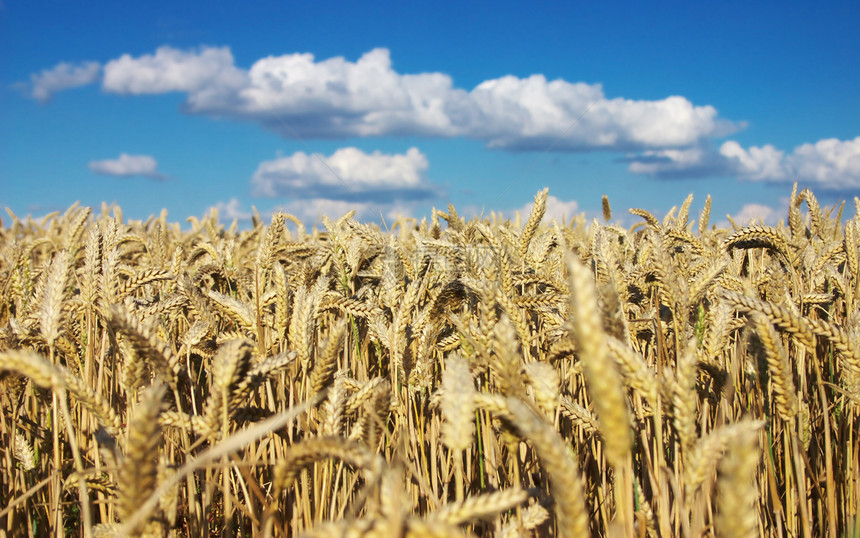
[715,423,761,538]
[503,397,589,538]
[750,312,799,421]
[520,188,548,262]
[205,339,254,437]
[698,194,712,235]
[602,194,612,222]
[566,254,631,467]
[685,420,765,492]
[441,355,476,453]
[430,486,529,526]
[38,250,71,350]
[118,384,165,535]
[272,436,380,494]
[489,313,527,400]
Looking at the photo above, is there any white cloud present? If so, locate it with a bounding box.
[470,76,728,150]
[233,49,737,149]
[32,45,736,152]
[88,153,165,180]
[228,48,470,138]
[515,194,580,224]
[716,197,791,229]
[627,136,860,190]
[233,49,735,148]
[723,137,860,188]
[731,203,777,225]
[102,46,246,97]
[784,137,860,189]
[719,141,786,181]
[251,146,437,201]
[211,198,253,221]
[26,61,101,102]
[625,146,724,179]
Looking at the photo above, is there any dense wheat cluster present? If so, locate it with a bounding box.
[1,185,858,537]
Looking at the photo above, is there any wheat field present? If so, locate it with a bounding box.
[0,185,858,537]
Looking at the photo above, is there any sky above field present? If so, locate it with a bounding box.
[2,1,859,228]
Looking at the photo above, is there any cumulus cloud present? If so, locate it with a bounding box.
[228,48,472,138]
[25,61,101,102]
[88,153,165,180]
[102,46,246,97]
[626,136,860,190]
[715,197,791,230]
[34,45,738,152]
[731,203,777,225]
[719,141,786,181]
[217,47,737,149]
[470,77,731,151]
[251,146,438,201]
[783,137,860,189]
[212,148,436,226]
[211,198,253,221]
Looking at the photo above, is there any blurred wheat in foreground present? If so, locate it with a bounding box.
[1,185,858,537]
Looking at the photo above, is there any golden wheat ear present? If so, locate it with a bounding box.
[108,305,179,389]
[503,397,589,538]
[202,339,254,438]
[440,355,476,452]
[715,422,762,538]
[118,383,166,535]
[748,312,799,421]
[0,350,122,435]
[38,250,71,349]
[271,436,381,494]
[309,318,348,394]
[566,253,632,467]
[429,486,529,526]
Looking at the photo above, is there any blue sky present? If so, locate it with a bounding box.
[2,1,859,227]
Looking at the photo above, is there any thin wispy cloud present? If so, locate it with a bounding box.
[24,61,101,102]
[623,146,729,180]
[88,153,166,180]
